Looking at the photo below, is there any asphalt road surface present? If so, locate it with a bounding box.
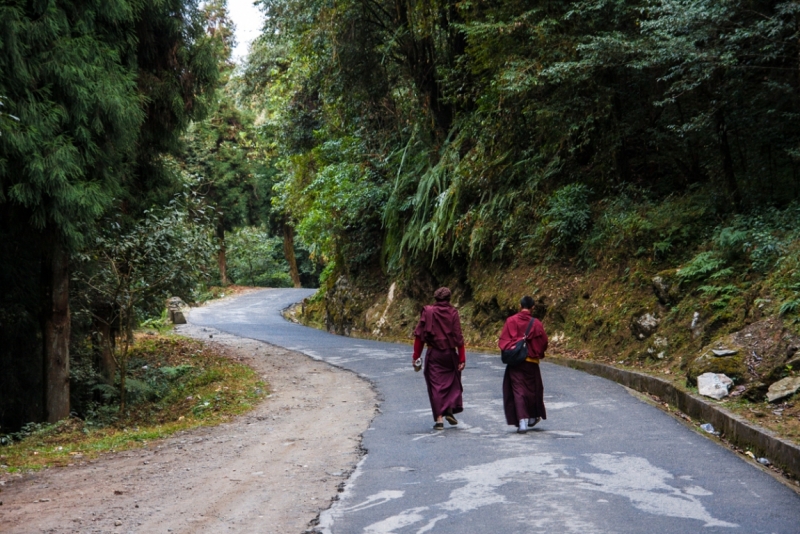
[190,288,800,534]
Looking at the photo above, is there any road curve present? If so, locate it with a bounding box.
[190,288,800,534]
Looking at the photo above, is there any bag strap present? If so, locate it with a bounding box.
[522,317,535,341]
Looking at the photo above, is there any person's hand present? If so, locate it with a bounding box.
[413,358,422,372]
[457,362,465,372]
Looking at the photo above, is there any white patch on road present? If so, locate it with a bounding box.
[683,486,713,496]
[577,454,737,528]
[316,456,367,534]
[363,506,428,533]
[346,454,736,530]
[343,490,406,513]
[438,456,564,512]
[544,430,583,437]
[546,402,579,410]
[415,514,448,533]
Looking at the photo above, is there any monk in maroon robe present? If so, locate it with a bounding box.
[412,287,466,430]
[498,296,548,433]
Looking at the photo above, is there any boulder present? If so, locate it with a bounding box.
[652,271,680,304]
[166,296,188,324]
[631,313,659,340]
[766,376,800,403]
[697,373,733,400]
[171,310,187,325]
[652,276,671,304]
[687,352,746,382]
[691,311,703,339]
[325,275,364,336]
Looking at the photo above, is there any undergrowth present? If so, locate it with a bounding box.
[0,334,264,472]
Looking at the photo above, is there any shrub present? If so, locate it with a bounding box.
[540,184,591,250]
[226,227,293,287]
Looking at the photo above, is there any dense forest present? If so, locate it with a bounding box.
[4,0,800,433]
[249,0,800,411]
[246,0,800,280]
[0,0,310,431]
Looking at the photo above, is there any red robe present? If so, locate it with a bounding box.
[413,301,465,420]
[498,310,548,425]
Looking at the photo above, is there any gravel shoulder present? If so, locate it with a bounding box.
[0,322,378,534]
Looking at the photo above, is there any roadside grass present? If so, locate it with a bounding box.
[0,334,265,472]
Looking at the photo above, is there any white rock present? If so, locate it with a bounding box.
[766,376,800,403]
[697,372,732,400]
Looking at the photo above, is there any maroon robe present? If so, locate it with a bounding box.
[498,310,548,425]
[414,302,465,420]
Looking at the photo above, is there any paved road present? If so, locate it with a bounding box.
[190,289,800,534]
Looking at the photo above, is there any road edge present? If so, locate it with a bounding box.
[548,357,800,482]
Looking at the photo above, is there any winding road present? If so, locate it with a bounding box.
[190,288,800,534]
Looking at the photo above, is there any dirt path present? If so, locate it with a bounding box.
[0,324,378,533]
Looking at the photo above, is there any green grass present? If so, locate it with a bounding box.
[0,334,265,472]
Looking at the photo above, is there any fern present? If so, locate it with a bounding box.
[124,378,158,403]
[160,365,194,380]
[93,383,120,403]
[677,252,725,283]
[780,299,800,316]
[698,284,740,308]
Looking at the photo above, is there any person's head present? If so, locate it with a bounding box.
[434,287,452,302]
[520,296,534,310]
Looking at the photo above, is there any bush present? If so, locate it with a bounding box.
[540,183,591,251]
[226,227,293,287]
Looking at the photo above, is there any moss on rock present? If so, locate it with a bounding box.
[687,352,747,382]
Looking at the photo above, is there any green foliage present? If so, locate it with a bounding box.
[697,284,741,309]
[539,184,592,251]
[241,0,800,283]
[677,252,727,283]
[780,299,800,317]
[226,226,293,287]
[0,422,55,447]
[0,0,221,429]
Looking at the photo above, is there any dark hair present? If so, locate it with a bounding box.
[520,296,534,310]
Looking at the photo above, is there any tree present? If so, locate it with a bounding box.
[0,0,219,423]
[181,97,273,285]
[0,1,143,421]
[76,193,214,412]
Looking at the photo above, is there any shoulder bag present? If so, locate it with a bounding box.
[500,318,535,366]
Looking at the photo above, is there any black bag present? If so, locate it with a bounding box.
[501,318,535,366]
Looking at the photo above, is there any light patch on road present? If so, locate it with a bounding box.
[363,506,428,533]
[351,454,736,530]
[438,455,564,512]
[317,456,368,534]
[547,402,579,410]
[342,490,406,513]
[351,348,401,360]
[544,430,583,437]
[577,453,737,528]
[415,514,448,533]
[523,498,603,533]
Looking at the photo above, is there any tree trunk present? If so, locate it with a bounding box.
[283,223,302,288]
[43,242,70,423]
[118,308,133,415]
[217,221,228,286]
[715,108,741,209]
[93,316,116,384]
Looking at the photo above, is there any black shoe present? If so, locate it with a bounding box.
[433,422,444,430]
[444,411,458,426]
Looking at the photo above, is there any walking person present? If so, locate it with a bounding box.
[498,296,548,433]
[412,287,466,430]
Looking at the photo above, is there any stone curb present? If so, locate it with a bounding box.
[547,357,800,480]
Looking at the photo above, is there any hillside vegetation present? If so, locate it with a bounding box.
[247,0,800,435]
